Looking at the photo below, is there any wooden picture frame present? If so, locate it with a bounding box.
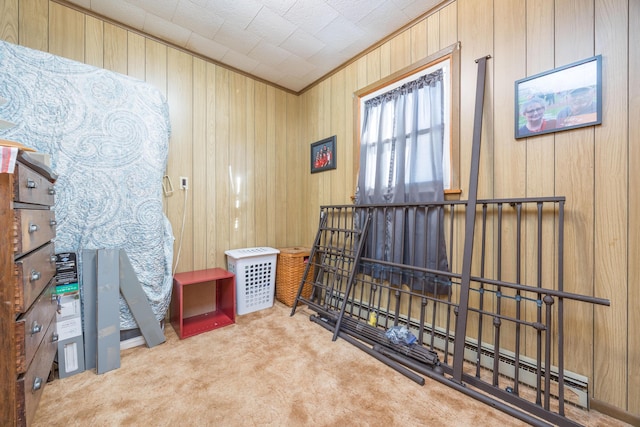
[515,55,602,139]
[310,135,336,173]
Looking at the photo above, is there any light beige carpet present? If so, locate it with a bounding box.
[33,302,628,427]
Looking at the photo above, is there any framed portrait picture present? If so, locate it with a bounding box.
[514,55,602,139]
[310,135,336,173]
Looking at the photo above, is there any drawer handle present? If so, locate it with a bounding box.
[32,377,43,392]
[48,187,56,195]
[30,270,41,281]
[50,255,57,263]
[26,179,38,189]
[52,333,59,343]
[31,322,42,335]
[29,223,39,233]
[50,219,57,226]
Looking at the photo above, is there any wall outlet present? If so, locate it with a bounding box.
[179,176,188,190]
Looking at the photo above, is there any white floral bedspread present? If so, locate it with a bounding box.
[0,40,173,329]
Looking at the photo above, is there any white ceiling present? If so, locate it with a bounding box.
[64,0,444,92]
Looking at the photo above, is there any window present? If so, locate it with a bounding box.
[352,44,460,295]
[354,43,460,196]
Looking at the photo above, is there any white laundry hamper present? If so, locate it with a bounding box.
[225,247,280,315]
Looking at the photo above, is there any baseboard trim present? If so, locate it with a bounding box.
[120,335,146,350]
[119,320,165,350]
[590,398,640,426]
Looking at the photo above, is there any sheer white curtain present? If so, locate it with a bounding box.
[356,69,450,295]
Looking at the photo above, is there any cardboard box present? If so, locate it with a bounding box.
[55,252,86,378]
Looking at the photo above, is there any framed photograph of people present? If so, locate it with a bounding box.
[514,55,602,139]
[310,135,336,173]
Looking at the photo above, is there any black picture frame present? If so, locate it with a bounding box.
[310,135,336,173]
[515,55,602,139]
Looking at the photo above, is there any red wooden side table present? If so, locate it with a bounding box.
[171,268,236,339]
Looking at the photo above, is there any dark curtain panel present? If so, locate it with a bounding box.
[356,69,450,295]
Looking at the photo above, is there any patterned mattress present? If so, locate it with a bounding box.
[0,40,173,329]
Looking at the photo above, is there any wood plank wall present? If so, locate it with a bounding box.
[298,0,638,419]
[0,0,302,274]
[0,0,637,419]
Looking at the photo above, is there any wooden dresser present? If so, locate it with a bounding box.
[1,151,58,426]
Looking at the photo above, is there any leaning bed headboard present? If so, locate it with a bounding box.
[0,40,173,330]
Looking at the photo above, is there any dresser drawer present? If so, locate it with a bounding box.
[13,162,56,206]
[14,209,56,258]
[2,151,58,427]
[15,281,58,374]
[15,315,57,427]
[14,242,57,314]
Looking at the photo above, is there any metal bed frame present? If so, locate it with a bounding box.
[291,57,609,426]
[292,200,608,426]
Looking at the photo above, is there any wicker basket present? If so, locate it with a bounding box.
[276,247,314,307]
